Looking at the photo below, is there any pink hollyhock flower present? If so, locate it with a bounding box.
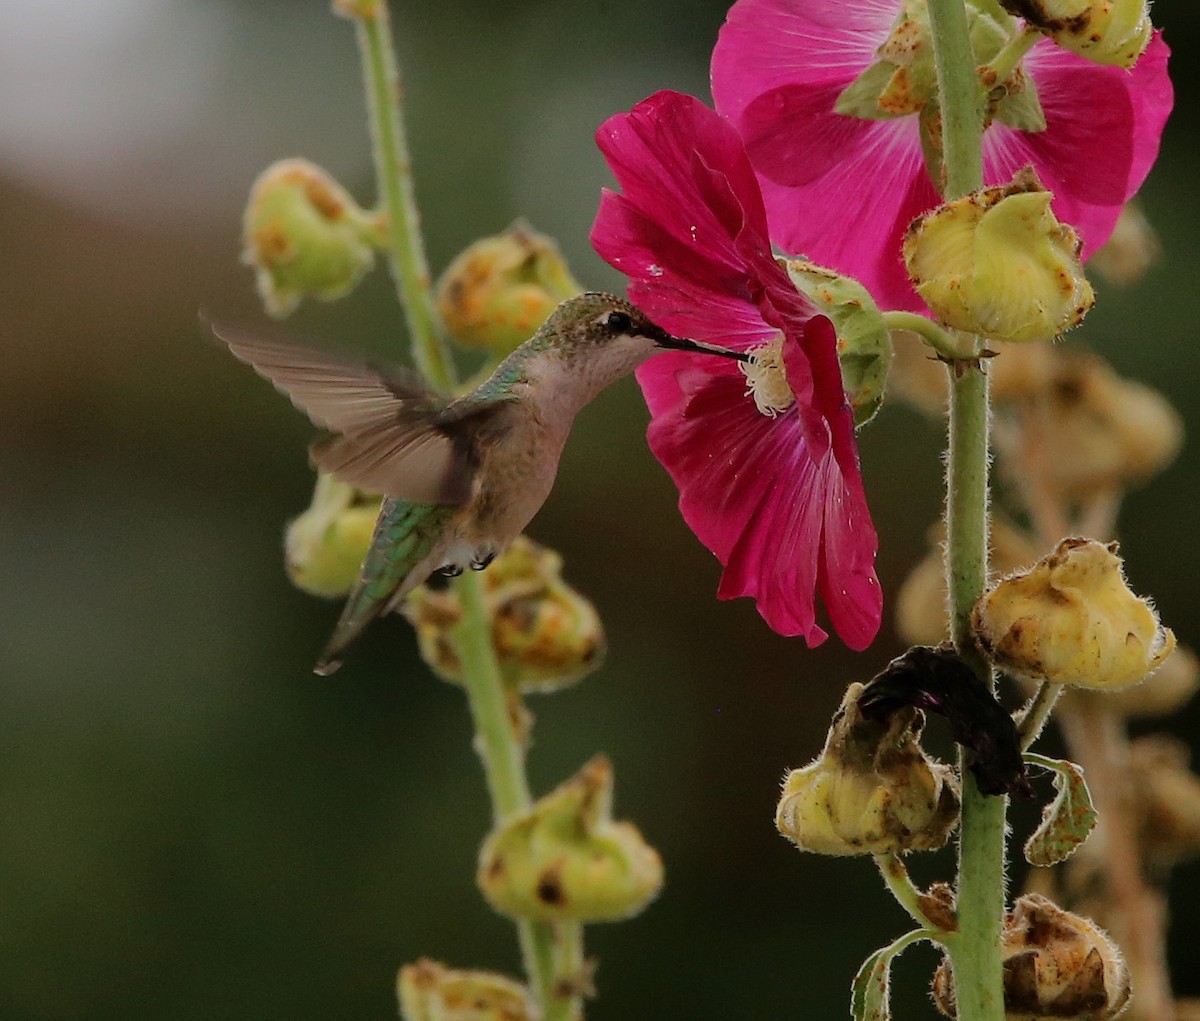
[590,90,881,650]
[711,0,1173,311]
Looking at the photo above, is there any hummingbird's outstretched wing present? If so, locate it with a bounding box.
[212,324,509,504]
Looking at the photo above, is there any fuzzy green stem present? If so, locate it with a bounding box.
[353,5,456,388]
[982,25,1041,87]
[345,6,566,1012]
[1017,681,1064,752]
[927,3,1006,1019]
[876,853,950,938]
[882,310,973,360]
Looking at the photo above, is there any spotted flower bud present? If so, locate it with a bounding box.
[284,475,379,598]
[436,221,582,355]
[397,959,535,1021]
[1008,350,1183,500]
[1001,0,1152,68]
[242,158,380,318]
[904,167,1094,343]
[477,756,663,923]
[783,259,892,426]
[973,537,1175,690]
[1056,643,1198,720]
[775,683,959,856]
[402,536,603,693]
[933,893,1130,1020]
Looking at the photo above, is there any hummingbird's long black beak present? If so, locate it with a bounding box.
[656,333,751,362]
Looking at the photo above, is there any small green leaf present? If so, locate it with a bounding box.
[1023,753,1099,866]
[851,930,929,1021]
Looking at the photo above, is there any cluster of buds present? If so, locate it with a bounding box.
[242,158,381,318]
[436,221,582,356]
[1000,0,1152,68]
[477,756,663,923]
[904,167,1093,344]
[973,537,1175,690]
[284,475,379,598]
[933,894,1130,1020]
[402,536,604,692]
[397,959,535,1021]
[775,683,960,856]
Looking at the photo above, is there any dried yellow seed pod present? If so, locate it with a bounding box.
[284,475,379,598]
[933,893,1130,1019]
[477,756,663,923]
[403,536,604,692]
[972,537,1175,690]
[242,158,378,318]
[904,167,1093,344]
[1000,0,1152,68]
[1055,643,1199,719]
[397,959,535,1021]
[775,683,960,856]
[436,221,582,355]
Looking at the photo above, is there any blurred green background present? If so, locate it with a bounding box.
[1,1,1197,1018]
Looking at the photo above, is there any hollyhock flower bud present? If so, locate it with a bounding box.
[1056,644,1198,720]
[1128,736,1200,874]
[1002,0,1152,68]
[284,475,378,598]
[1089,202,1160,286]
[782,259,892,427]
[436,221,582,355]
[397,959,535,1021]
[775,683,959,856]
[242,158,380,318]
[403,536,604,693]
[972,538,1176,690]
[477,756,663,923]
[932,893,1130,1019]
[903,167,1094,343]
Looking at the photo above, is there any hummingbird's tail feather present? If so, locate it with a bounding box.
[312,498,457,675]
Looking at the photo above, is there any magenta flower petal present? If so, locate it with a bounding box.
[711,0,1173,310]
[592,89,882,648]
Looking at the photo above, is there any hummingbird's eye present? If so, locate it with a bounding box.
[601,310,634,334]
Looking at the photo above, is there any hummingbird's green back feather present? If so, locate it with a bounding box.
[314,497,455,675]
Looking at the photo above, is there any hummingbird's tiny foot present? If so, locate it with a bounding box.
[437,563,465,578]
[471,551,497,571]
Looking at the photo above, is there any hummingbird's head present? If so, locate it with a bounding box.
[551,292,749,364]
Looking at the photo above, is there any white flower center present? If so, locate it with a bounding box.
[740,335,796,418]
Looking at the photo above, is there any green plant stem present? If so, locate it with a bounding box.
[882,311,972,360]
[348,6,568,1014]
[876,853,949,937]
[927,3,1006,1019]
[1017,681,1064,751]
[354,5,456,388]
[983,25,1041,86]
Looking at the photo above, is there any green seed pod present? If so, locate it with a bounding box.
[972,537,1175,690]
[904,167,1093,344]
[242,158,379,318]
[783,259,892,427]
[477,756,663,923]
[403,536,604,693]
[436,221,582,355]
[284,475,379,598]
[776,683,960,856]
[397,959,535,1021]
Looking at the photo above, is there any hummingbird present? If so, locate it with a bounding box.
[214,291,748,674]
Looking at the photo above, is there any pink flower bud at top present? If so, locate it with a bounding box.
[396,958,535,1021]
[972,537,1175,690]
[1089,202,1160,286]
[242,158,379,318]
[904,167,1094,343]
[775,682,960,856]
[402,536,604,693]
[1001,0,1152,68]
[782,259,892,427]
[436,221,582,356]
[477,756,663,924]
[284,475,379,598]
[933,893,1130,1019]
